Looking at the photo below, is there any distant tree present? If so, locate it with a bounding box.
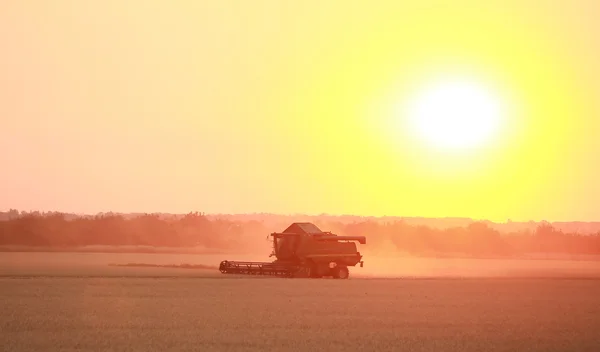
[0,210,599,257]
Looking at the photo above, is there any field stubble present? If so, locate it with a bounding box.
[1,252,600,351]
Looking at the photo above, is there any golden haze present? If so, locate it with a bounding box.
[0,1,598,222]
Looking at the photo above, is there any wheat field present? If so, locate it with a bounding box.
[1,252,600,351]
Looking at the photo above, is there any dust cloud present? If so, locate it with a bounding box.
[353,249,600,279]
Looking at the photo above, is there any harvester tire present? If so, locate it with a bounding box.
[309,262,324,278]
[291,266,311,278]
[333,265,349,279]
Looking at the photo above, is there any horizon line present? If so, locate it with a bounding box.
[2,208,600,224]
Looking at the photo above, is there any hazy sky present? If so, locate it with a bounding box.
[1,1,599,222]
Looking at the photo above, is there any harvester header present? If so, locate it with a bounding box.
[219,222,366,279]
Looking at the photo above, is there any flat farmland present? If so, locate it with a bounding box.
[2,252,600,351]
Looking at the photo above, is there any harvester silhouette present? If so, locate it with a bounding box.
[219,222,366,279]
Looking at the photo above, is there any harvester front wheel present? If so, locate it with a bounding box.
[291,266,311,278]
[332,265,349,279]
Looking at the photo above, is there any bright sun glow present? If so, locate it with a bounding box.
[405,78,504,151]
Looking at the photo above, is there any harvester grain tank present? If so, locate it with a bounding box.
[218,222,366,279]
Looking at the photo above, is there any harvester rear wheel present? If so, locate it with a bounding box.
[332,265,349,279]
[219,261,229,274]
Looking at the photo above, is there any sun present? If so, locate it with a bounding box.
[404,78,504,152]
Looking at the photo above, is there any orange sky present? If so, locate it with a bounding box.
[1,1,599,222]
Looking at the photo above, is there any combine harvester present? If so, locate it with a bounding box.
[219,222,366,279]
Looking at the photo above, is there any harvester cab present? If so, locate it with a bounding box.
[219,222,366,279]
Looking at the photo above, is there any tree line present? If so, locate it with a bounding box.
[1,210,599,257]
